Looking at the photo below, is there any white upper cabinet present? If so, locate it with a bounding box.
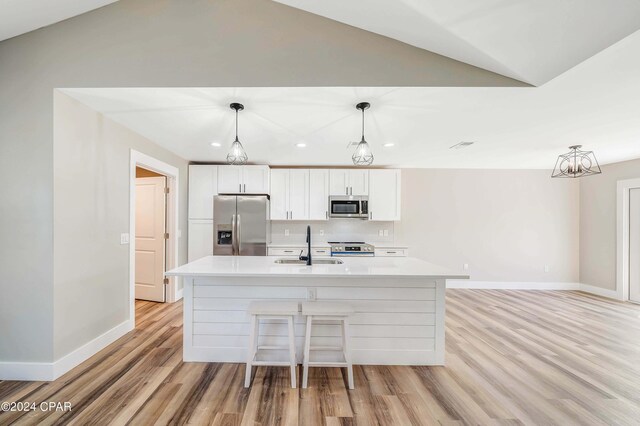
[217,166,242,193]
[349,169,369,196]
[188,165,218,219]
[270,169,309,220]
[369,169,401,221]
[269,169,289,220]
[309,169,329,220]
[329,169,369,196]
[217,165,270,194]
[288,169,309,220]
[242,165,270,194]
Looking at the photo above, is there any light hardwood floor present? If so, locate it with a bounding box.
[1,290,640,425]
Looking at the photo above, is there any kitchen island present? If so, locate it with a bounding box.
[166,256,468,365]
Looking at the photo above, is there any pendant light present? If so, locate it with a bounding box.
[352,102,374,166]
[551,145,601,178]
[227,103,248,165]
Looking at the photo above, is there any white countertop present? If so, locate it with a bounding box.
[268,243,408,248]
[166,255,468,279]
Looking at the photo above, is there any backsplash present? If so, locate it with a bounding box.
[270,220,395,245]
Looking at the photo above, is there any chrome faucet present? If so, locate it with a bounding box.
[299,225,312,266]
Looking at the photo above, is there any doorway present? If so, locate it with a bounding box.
[629,188,640,303]
[616,177,640,303]
[135,167,167,302]
[129,150,180,325]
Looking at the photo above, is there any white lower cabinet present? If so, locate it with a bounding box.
[268,247,331,257]
[188,220,213,262]
[374,248,408,257]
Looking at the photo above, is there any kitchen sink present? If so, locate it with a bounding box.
[274,258,343,265]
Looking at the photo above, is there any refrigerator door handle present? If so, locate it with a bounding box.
[231,214,237,255]
[236,214,241,254]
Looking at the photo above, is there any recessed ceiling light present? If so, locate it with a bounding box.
[210,142,221,147]
[450,141,475,149]
[383,143,395,147]
[295,143,307,148]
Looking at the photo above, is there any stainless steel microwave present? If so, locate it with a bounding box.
[329,196,369,219]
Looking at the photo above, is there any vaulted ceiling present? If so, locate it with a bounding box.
[61,28,640,169]
[273,0,640,86]
[0,0,118,41]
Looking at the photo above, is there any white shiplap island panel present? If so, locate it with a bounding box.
[167,256,468,365]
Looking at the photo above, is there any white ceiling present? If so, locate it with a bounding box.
[0,0,118,42]
[273,0,640,86]
[61,29,640,169]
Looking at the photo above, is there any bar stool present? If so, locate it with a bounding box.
[244,301,299,388]
[301,301,355,389]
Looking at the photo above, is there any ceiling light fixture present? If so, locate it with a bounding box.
[295,143,307,148]
[352,102,374,166]
[226,103,248,165]
[210,142,221,147]
[383,143,395,147]
[551,145,602,178]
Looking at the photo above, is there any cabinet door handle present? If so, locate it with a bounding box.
[284,250,294,253]
[243,183,246,192]
[369,211,372,219]
[239,183,241,192]
[290,211,292,220]
[325,211,328,220]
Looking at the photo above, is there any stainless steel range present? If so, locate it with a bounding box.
[329,241,375,257]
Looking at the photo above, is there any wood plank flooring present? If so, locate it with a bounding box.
[1,290,640,425]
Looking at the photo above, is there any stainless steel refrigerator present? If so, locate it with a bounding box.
[213,195,270,256]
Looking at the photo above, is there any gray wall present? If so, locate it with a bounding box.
[580,157,640,290]
[395,169,580,283]
[53,92,189,359]
[0,0,522,363]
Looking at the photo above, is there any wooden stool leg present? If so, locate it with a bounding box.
[287,316,297,388]
[244,314,258,388]
[342,317,354,389]
[302,315,313,388]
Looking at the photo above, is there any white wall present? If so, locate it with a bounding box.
[395,169,580,283]
[579,157,640,291]
[53,92,189,360]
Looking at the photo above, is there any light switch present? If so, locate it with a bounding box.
[383,230,389,237]
[378,230,384,236]
[120,233,130,245]
[544,265,550,273]
[463,263,469,270]
[284,229,289,236]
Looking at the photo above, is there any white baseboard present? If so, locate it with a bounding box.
[446,280,581,290]
[0,319,133,382]
[578,283,621,300]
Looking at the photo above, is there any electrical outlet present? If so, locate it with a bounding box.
[307,288,317,301]
[544,265,550,273]
[319,230,324,236]
[383,230,389,237]
[120,233,130,245]
[463,263,469,270]
[284,229,289,236]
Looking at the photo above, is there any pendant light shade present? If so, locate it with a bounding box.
[352,102,374,166]
[227,103,248,165]
[551,145,601,178]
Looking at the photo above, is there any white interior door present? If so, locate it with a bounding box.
[629,188,640,303]
[135,176,166,302]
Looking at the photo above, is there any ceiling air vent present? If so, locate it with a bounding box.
[450,141,475,149]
